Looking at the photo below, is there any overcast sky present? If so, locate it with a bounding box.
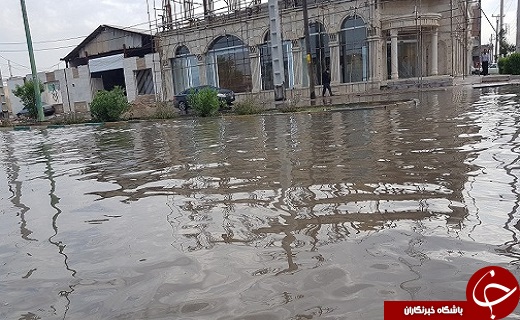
[0,0,517,79]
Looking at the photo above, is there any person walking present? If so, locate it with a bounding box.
[322,68,333,96]
[481,50,490,76]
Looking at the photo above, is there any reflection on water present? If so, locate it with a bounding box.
[1,86,520,319]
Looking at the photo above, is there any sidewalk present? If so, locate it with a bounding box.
[287,74,520,110]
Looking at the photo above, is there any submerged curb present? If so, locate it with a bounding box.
[0,122,106,131]
[1,77,518,131]
[0,100,417,130]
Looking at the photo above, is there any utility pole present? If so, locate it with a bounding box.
[478,0,482,65]
[8,60,13,78]
[302,0,316,100]
[493,15,500,61]
[500,0,504,51]
[20,0,44,121]
[493,0,504,58]
[517,0,520,52]
[146,0,159,102]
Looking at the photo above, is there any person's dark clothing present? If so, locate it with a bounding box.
[482,61,489,76]
[481,52,490,76]
[322,70,333,96]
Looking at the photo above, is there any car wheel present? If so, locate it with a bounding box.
[179,101,188,113]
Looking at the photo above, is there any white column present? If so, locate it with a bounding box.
[197,58,207,85]
[292,43,303,88]
[329,41,340,84]
[390,29,399,80]
[250,51,262,93]
[431,28,438,76]
[367,35,381,82]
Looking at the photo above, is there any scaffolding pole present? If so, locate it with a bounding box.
[20,0,44,121]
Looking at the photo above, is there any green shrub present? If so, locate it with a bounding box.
[278,92,301,113]
[0,119,14,127]
[506,53,520,75]
[233,96,263,115]
[154,101,177,119]
[188,87,220,117]
[90,86,129,122]
[279,103,299,113]
[498,57,508,74]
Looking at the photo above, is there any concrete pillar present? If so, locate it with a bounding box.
[292,41,303,88]
[250,51,262,93]
[367,35,381,82]
[390,29,399,80]
[123,57,138,102]
[431,28,439,76]
[197,55,207,86]
[329,37,340,84]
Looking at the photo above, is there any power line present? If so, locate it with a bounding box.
[0,44,79,53]
[0,53,30,69]
[0,35,88,45]
[0,19,160,53]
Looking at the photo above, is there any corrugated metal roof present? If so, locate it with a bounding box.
[61,25,153,62]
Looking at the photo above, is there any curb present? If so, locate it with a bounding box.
[1,122,106,131]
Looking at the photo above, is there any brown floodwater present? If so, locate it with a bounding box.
[1,85,520,319]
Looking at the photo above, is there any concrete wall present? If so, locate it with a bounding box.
[62,65,94,113]
[31,72,65,112]
[81,28,144,59]
[124,53,162,103]
[6,77,24,116]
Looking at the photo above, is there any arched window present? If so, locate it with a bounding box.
[176,46,190,55]
[309,22,330,85]
[172,45,200,94]
[206,35,252,93]
[259,32,294,90]
[340,15,368,83]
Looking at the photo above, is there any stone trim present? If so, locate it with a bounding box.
[381,13,441,31]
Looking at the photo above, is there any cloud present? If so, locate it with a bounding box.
[481,0,517,47]
[0,0,152,78]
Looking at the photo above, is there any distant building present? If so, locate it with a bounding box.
[0,70,8,118]
[60,24,161,111]
[4,25,163,117]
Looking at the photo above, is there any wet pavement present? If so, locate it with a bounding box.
[1,84,520,319]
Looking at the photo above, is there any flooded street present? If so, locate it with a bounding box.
[2,85,520,319]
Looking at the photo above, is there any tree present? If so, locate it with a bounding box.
[89,86,129,122]
[12,79,44,118]
[499,29,516,57]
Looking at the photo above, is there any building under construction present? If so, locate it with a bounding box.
[156,0,480,101]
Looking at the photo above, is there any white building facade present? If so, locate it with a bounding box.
[158,0,477,100]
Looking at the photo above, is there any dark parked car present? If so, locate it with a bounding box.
[174,85,235,112]
[16,104,55,118]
